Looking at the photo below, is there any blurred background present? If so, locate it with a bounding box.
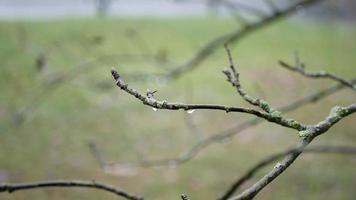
[0,0,355,199]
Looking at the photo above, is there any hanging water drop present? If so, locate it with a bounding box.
[152,107,158,111]
[274,162,283,169]
[186,109,195,114]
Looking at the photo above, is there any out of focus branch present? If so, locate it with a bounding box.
[0,180,143,200]
[162,0,324,80]
[219,144,356,200]
[265,0,280,14]
[220,0,267,18]
[10,52,172,128]
[88,141,107,169]
[279,58,356,90]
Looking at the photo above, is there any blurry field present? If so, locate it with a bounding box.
[0,17,356,200]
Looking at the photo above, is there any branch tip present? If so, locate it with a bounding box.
[181,194,190,200]
[111,67,120,80]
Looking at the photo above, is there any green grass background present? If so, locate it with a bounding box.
[0,17,355,200]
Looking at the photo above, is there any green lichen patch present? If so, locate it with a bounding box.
[299,130,311,138]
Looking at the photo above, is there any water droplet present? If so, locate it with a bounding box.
[186,109,195,114]
[152,107,158,111]
[274,162,283,169]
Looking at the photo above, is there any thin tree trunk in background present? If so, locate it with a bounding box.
[95,0,111,17]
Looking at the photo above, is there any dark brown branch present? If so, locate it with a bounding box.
[111,68,305,131]
[164,0,323,80]
[279,60,356,90]
[219,144,356,200]
[230,104,356,200]
[0,180,143,200]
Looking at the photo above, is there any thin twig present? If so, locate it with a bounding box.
[219,144,356,200]
[93,77,355,169]
[181,193,191,200]
[279,60,356,90]
[230,104,356,200]
[88,141,107,169]
[219,1,250,24]
[164,0,323,80]
[111,68,305,131]
[10,52,173,128]
[0,180,143,200]
[223,44,274,113]
[220,0,267,18]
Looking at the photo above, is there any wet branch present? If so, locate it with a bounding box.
[279,55,356,90]
[164,0,324,80]
[223,44,274,113]
[0,180,143,200]
[111,68,305,131]
[110,47,356,199]
[90,78,355,169]
[219,144,356,200]
[230,103,356,200]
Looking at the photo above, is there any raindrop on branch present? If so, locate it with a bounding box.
[274,162,283,169]
[186,109,195,114]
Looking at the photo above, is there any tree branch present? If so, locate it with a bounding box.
[220,0,267,19]
[0,180,143,200]
[9,52,173,129]
[96,72,354,169]
[230,104,356,200]
[164,0,324,80]
[279,59,356,90]
[111,68,305,131]
[223,44,274,113]
[219,144,356,200]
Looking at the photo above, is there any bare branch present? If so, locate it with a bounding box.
[223,44,274,113]
[219,144,356,200]
[88,141,107,169]
[264,0,280,14]
[0,180,143,200]
[109,69,356,197]
[181,193,191,200]
[164,0,324,80]
[96,74,355,169]
[230,104,356,200]
[111,68,305,131]
[279,57,356,90]
[218,1,252,25]
[9,52,173,128]
[220,0,267,19]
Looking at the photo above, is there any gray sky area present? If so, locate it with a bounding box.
[0,0,355,20]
